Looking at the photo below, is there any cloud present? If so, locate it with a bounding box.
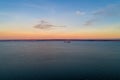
[84,4,120,26]
[93,4,120,16]
[84,19,96,26]
[76,11,85,16]
[33,20,66,30]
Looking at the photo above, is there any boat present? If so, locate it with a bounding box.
[64,40,71,43]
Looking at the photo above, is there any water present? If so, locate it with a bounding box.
[0,41,120,80]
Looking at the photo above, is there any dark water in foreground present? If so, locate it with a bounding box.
[0,41,120,80]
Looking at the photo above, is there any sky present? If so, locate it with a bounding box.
[0,0,120,39]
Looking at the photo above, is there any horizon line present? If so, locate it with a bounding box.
[0,39,120,41]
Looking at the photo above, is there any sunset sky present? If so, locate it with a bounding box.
[0,0,120,39]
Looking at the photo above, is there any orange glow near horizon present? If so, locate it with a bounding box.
[0,31,120,40]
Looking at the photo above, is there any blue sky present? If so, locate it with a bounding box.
[0,0,120,39]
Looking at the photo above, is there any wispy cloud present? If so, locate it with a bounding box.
[84,19,96,26]
[76,10,85,16]
[93,4,120,16]
[33,20,66,30]
[84,4,120,26]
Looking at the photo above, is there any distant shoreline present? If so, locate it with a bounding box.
[0,39,120,42]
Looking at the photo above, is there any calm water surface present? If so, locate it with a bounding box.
[0,41,120,80]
